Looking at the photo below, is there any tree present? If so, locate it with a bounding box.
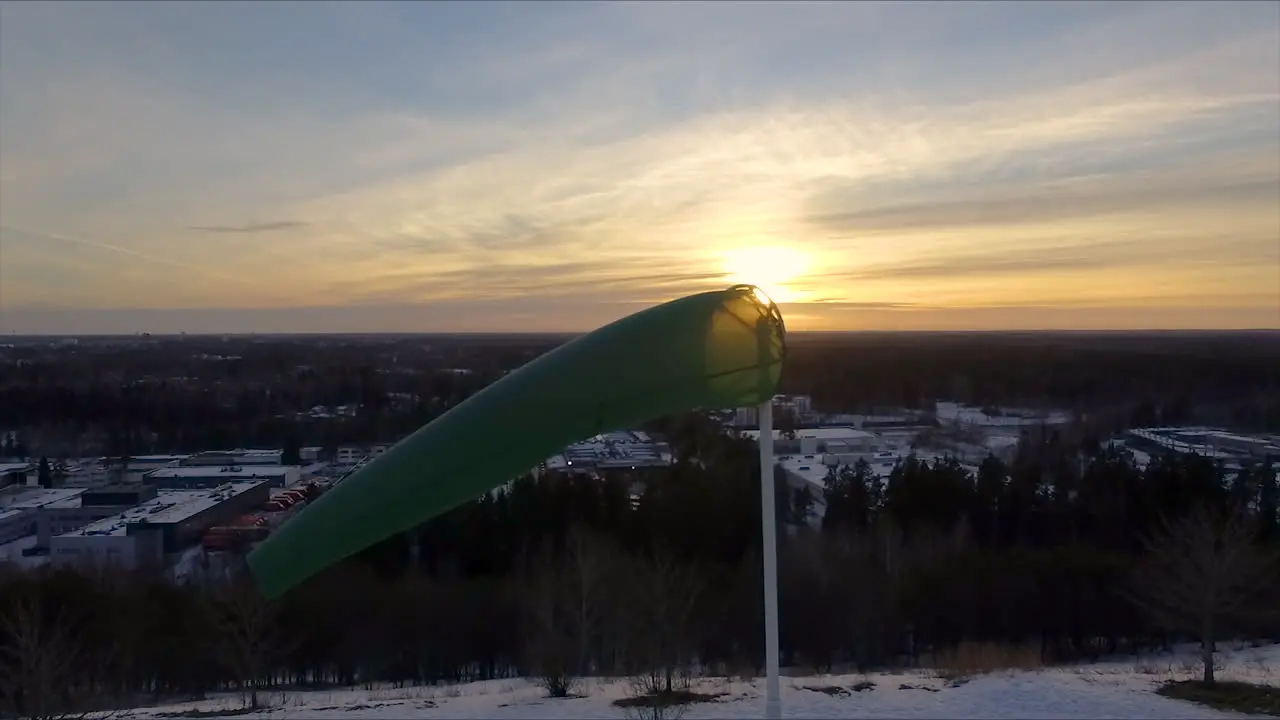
[788,484,814,528]
[621,549,704,697]
[36,458,52,489]
[775,407,798,441]
[51,461,68,487]
[0,589,87,719]
[209,578,283,710]
[1257,459,1278,543]
[520,527,616,697]
[1128,504,1280,685]
[281,432,302,466]
[822,460,873,537]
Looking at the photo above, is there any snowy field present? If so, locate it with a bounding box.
[132,642,1279,719]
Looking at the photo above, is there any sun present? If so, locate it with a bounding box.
[721,246,811,303]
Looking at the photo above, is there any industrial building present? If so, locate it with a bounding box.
[36,484,157,546]
[332,444,389,468]
[935,401,1072,428]
[179,449,282,467]
[49,480,272,570]
[0,462,33,488]
[0,485,166,549]
[82,455,189,486]
[0,487,84,545]
[1123,428,1280,463]
[146,465,300,489]
[543,431,673,474]
[739,426,879,457]
[731,395,817,428]
[201,485,316,553]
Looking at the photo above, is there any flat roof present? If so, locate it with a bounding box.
[779,449,975,485]
[93,454,189,466]
[148,466,293,479]
[0,462,34,474]
[778,456,829,490]
[191,449,281,457]
[0,488,84,510]
[0,508,27,524]
[741,427,877,441]
[59,481,270,538]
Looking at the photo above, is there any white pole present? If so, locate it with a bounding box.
[757,400,782,719]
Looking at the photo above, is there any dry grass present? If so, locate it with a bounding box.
[927,641,1045,682]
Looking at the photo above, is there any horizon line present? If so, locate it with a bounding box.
[4,328,1279,339]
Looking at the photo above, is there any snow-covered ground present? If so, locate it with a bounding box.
[132,642,1279,719]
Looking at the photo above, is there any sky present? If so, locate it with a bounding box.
[0,0,1277,334]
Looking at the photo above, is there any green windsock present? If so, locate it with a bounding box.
[247,284,787,599]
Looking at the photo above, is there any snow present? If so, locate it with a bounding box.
[126,642,1279,719]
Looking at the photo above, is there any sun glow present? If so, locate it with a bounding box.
[722,246,812,303]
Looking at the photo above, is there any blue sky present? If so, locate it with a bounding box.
[1,0,1277,333]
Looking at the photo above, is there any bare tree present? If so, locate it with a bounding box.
[520,526,616,697]
[0,591,91,720]
[621,548,705,697]
[521,546,579,698]
[564,526,615,676]
[209,579,281,709]
[1128,504,1280,685]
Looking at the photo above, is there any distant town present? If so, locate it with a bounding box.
[0,331,1276,719]
[2,387,1275,575]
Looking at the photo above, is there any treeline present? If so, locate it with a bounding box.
[4,333,1279,459]
[0,363,497,458]
[782,332,1280,431]
[2,423,1277,715]
[0,336,570,457]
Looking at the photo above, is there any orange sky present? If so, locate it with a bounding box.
[1,2,1277,334]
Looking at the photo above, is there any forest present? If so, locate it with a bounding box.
[1,416,1277,716]
[1,331,1278,460]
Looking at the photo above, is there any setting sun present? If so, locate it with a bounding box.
[721,246,812,303]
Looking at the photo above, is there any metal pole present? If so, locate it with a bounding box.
[758,400,782,719]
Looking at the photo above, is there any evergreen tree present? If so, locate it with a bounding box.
[281,432,302,466]
[973,454,1007,546]
[37,456,52,488]
[789,484,814,528]
[1257,458,1278,542]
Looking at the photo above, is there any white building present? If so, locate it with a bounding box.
[146,465,300,489]
[935,401,1071,428]
[335,447,364,465]
[180,449,281,467]
[731,395,817,428]
[76,455,190,486]
[543,431,673,474]
[740,426,880,457]
[0,462,34,488]
[0,488,85,545]
[49,480,272,570]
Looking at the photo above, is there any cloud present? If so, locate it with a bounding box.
[805,176,1280,236]
[187,221,309,234]
[788,301,927,311]
[327,258,729,306]
[0,2,1277,331]
[813,226,1279,282]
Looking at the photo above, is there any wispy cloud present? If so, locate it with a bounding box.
[1,1,1276,333]
[188,221,309,234]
